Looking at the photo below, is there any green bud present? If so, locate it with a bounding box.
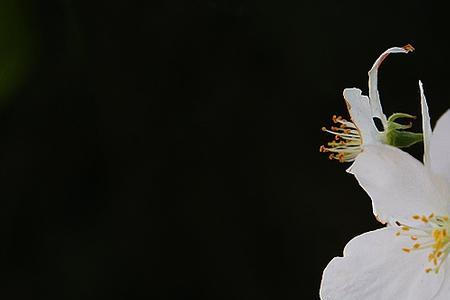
[386,130,423,148]
[385,113,423,148]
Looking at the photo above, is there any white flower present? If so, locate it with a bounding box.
[320,82,450,299]
[320,44,421,163]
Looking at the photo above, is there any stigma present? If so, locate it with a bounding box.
[320,115,362,162]
[396,214,450,274]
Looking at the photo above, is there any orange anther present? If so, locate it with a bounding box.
[402,44,415,53]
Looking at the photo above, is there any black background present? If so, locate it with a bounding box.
[1,0,450,299]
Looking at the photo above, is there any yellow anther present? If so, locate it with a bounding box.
[432,229,441,240]
[402,213,450,275]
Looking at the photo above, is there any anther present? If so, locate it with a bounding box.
[321,114,362,163]
[402,44,415,53]
[403,213,450,274]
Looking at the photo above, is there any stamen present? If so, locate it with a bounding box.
[396,214,450,274]
[320,115,362,162]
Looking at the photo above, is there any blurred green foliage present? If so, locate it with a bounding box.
[0,0,34,105]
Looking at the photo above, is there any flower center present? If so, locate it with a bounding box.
[320,115,362,162]
[396,214,450,274]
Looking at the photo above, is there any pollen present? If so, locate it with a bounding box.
[396,213,450,274]
[320,115,362,163]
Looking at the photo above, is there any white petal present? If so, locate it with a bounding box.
[368,45,414,127]
[420,81,432,168]
[430,109,450,184]
[348,144,448,224]
[320,227,445,300]
[343,88,380,145]
[432,263,450,299]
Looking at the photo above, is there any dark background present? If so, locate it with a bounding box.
[1,0,449,299]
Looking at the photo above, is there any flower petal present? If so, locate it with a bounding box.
[343,88,380,145]
[420,81,432,168]
[320,227,445,300]
[368,45,414,128]
[348,144,448,224]
[431,265,450,299]
[430,109,450,184]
